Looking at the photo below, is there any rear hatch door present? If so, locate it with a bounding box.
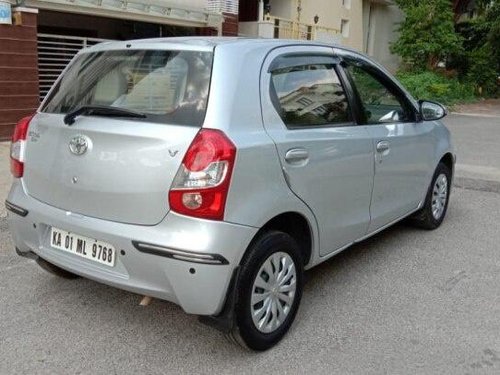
[23,46,213,225]
[24,114,198,225]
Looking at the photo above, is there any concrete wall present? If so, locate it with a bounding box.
[269,0,293,20]
[362,1,402,72]
[238,21,258,36]
[240,20,275,37]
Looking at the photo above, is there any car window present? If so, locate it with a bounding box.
[270,63,351,128]
[345,64,413,124]
[42,49,213,126]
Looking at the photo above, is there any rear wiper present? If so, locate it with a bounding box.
[63,105,147,125]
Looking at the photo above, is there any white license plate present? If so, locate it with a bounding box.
[50,227,116,267]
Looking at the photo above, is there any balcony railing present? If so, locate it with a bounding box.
[264,15,340,41]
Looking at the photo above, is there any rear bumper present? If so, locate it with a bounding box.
[6,181,258,315]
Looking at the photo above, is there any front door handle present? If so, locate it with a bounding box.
[376,140,390,153]
[284,148,309,165]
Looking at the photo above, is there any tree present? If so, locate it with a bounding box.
[391,0,462,71]
[454,1,499,95]
[484,1,500,67]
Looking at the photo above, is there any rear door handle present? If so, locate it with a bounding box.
[284,148,309,164]
[376,141,390,152]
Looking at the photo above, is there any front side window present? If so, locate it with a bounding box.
[42,49,213,126]
[345,63,414,124]
[271,63,351,128]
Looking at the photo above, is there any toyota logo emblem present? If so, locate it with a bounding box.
[69,135,90,155]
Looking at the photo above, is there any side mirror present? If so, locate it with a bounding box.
[419,100,447,121]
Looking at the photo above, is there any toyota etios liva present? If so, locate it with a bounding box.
[7,38,454,350]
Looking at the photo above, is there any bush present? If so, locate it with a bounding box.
[466,45,498,96]
[453,2,500,98]
[396,71,476,105]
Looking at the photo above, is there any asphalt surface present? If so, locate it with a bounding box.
[448,112,500,184]
[1,111,500,374]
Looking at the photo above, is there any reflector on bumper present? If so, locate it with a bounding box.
[5,200,28,217]
[132,241,229,265]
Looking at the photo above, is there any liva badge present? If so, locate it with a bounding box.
[0,1,12,25]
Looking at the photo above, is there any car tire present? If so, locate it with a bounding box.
[36,257,80,279]
[229,230,304,351]
[409,162,451,230]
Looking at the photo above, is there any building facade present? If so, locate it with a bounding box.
[238,0,402,68]
[239,0,363,49]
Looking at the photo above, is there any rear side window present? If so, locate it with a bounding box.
[270,63,351,128]
[42,49,213,126]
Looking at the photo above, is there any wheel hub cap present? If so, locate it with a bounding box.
[250,252,297,333]
[432,173,448,220]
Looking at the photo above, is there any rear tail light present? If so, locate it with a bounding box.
[169,129,236,221]
[10,115,34,178]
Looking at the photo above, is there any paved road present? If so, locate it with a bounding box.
[1,112,499,374]
[445,113,500,184]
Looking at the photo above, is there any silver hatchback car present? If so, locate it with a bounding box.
[7,38,454,350]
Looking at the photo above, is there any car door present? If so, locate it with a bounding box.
[261,46,374,256]
[341,55,436,232]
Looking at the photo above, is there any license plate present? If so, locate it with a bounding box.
[50,227,116,267]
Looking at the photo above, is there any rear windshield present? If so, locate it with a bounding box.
[42,49,213,126]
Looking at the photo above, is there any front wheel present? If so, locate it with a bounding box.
[409,162,451,230]
[229,231,304,351]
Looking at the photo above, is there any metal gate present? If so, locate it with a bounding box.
[37,33,110,101]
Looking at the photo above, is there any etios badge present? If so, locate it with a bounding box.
[69,135,90,155]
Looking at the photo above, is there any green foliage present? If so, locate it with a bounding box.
[485,1,500,66]
[396,71,475,105]
[391,0,462,70]
[466,45,498,96]
[392,0,499,101]
[453,1,500,96]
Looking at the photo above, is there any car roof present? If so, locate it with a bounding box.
[84,36,362,56]
[107,36,333,47]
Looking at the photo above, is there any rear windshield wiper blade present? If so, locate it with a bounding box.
[64,105,147,125]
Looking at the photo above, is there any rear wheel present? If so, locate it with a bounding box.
[409,162,451,229]
[229,231,304,351]
[36,257,80,279]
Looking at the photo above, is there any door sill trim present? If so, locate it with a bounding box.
[316,205,421,264]
[355,206,420,243]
